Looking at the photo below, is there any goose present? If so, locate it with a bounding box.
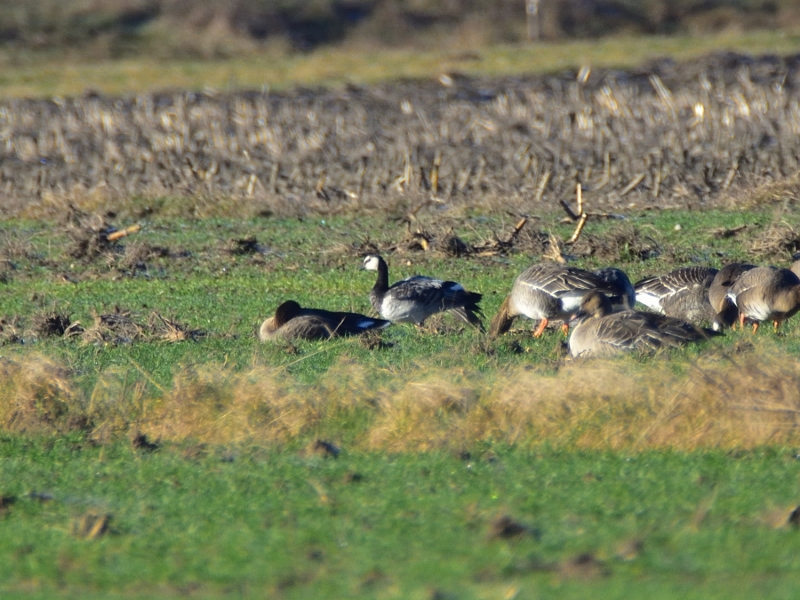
[633,266,735,329]
[707,263,756,314]
[489,263,626,338]
[360,254,483,329]
[259,300,390,342]
[592,267,636,311]
[568,291,714,358]
[726,266,800,332]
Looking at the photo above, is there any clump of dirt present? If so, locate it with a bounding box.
[750,222,800,259]
[65,206,140,261]
[0,316,25,345]
[489,515,529,540]
[31,312,83,338]
[82,307,144,345]
[228,236,270,255]
[120,243,171,272]
[573,225,662,261]
[149,312,206,342]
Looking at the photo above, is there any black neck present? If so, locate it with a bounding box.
[371,257,390,302]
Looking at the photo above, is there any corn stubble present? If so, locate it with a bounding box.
[2,344,800,451]
[3,54,800,220]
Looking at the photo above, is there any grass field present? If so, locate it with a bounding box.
[3,439,800,599]
[4,35,800,597]
[1,29,799,98]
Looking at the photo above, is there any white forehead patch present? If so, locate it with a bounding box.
[363,255,380,270]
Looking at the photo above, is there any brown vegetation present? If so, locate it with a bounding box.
[3,343,800,451]
[3,53,800,220]
[2,1,797,58]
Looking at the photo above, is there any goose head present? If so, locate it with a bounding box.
[572,290,614,322]
[361,254,382,271]
[273,300,303,326]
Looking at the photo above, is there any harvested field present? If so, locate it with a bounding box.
[3,52,800,219]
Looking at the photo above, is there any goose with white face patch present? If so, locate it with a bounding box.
[259,300,391,342]
[360,254,484,329]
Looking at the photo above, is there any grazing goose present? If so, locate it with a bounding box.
[593,267,636,311]
[707,263,756,314]
[634,266,736,329]
[726,266,800,332]
[489,263,624,338]
[360,254,483,329]
[568,291,713,358]
[259,300,390,342]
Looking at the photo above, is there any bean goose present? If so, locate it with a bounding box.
[568,291,713,358]
[489,263,627,338]
[360,254,483,328]
[259,300,391,342]
[726,266,800,332]
[634,266,736,329]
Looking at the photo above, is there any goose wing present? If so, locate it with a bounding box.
[388,275,451,302]
[596,311,705,352]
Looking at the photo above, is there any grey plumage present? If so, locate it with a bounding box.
[726,266,800,331]
[634,266,737,329]
[361,254,483,329]
[569,291,714,358]
[259,300,390,341]
[489,263,620,338]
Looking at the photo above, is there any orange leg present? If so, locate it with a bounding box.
[774,320,781,332]
[560,322,570,336]
[738,312,746,330]
[533,318,549,338]
[752,321,759,334]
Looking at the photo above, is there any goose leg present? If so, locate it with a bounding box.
[774,320,781,332]
[560,322,569,336]
[752,322,759,334]
[532,318,549,338]
[738,312,746,330]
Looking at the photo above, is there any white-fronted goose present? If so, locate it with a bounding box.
[360,254,483,329]
[633,266,736,329]
[726,266,800,332]
[568,291,713,358]
[259,300,391,342]
[489,263,623,338]
[707,262,756,314]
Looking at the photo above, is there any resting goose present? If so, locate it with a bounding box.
[634,266,735,329]
[568,291,713,358]
[489,263,627,338]
[726,266,800,332]
[360,254,483,329]
[259,300,390,342]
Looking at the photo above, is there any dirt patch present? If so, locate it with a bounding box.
[750,222,800,259]
[82,307,145,345]
[572,224,662,261]
[31,312,83,339]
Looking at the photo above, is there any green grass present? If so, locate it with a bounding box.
[2,438,800,599]
[3,206,800,596]
[1,204,799,390]
[1,29,799,97]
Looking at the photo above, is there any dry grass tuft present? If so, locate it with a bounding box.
[82,307,144,345]
[5,345,800,450]
[149,312,206,343]
[0,356,85,434]
[750,221,800,259]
